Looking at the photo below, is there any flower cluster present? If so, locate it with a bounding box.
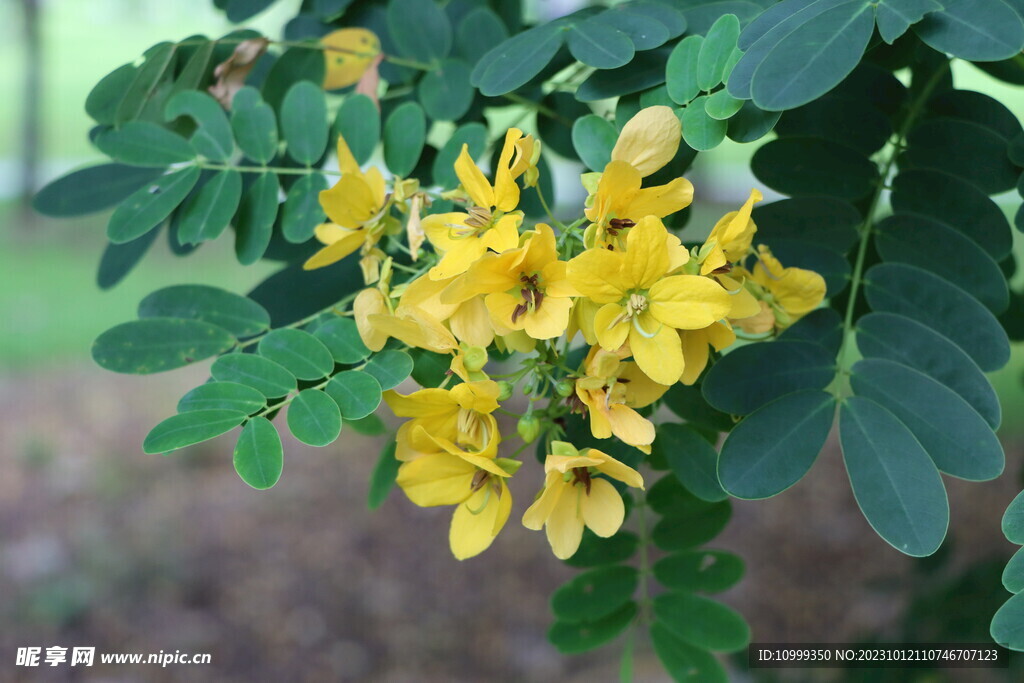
[307,106,826,560]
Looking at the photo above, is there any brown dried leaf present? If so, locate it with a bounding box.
[208,38,270,109]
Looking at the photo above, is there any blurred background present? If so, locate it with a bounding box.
[4,0,1024,680]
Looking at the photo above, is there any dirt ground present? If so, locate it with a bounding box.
[1,364,1021,682]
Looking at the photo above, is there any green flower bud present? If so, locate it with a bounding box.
[517,414,542,443]
[555,379,575,397]
[496,381,514,401]
[463,346,488,372]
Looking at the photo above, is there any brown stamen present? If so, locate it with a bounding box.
[572,468,592,495]
[470,470,489,492]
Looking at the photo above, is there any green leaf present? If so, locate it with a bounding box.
[656,423,727,502]
[34,164,165,217]
[571,114,618,172]
[567,18,634,70]
[233,416,284,490]
[875,0,943,43]
[165,90,234,162]
[95,121,196,166]
[234,172,279,264]
[681,97,727,151]
[1003,489,1024,544]
[718,390,836,499]
[565,531,639,569]
[97,228,160,290]
[928,89,1023,142]
[752,137,877,200]
[258,328,335,380]
[751,0,874,111]
[552,566,639,623]
[363,349,414,390]
[472,23,565,97]
[628,1,688,38]
[650,623,729,683]
[175,170,242,244]
[178,381,266,414]
[864,262,1010,372]
[93,317,235,374]
[139,285,270,338]
[875,214,1008,313]
[325,370,383,419]
[703,89,743,120]
[387,0,452,62]
[231,86,278,164]
[368,441,400,509]
[652,501,732,551]
[418,59,475,121]
[456,7,509,63]
[116,42,177,124]
[703,341,836,415]
[666,35,703,105]
[144,409,246,454]
[433,123,488,188]
[753,197,861,252]
[684,0,763,35]
[281,173,328,243]
[225,0,277,22]
[314,318,371,364]
[856,313,1000,429]
[383,101,426,177]
[576,48,670,101]
[654,550,745,593]
[775,95,892,155]
[548,602,637,654]
[915,0,1024,61]
[891,169,1012,261]
[288,388,343,447]
[281,81,329,165]
[991,592,1024,649]
[170,38,215,98]
[334,94,380,166]
[1003,547,1024,593]
[654,593,750,652]
[778,307,844,354]
[211,353,297,398]
[697,14,740,91]
[663,383,734,432]
[105,166,200,244]
[347,413,386,435]
[726,100,782,142]
[263,47,326,114]
[850,358,1004,481]
[903,118,1017,194]
[409,349,452,388]
[768,239,851,295]
[595,4,671,49]
[87,63,137,124]
[839,396,949,557]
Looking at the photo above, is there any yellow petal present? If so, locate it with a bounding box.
[648,275,732,329]
[455,144,494,208]
[580,478,625,537]
[623,216,670,289]
[589,450,645,488]
[773,267,827,316]
[479,213,523,254]
[430,240,488,280]
[321,28,381,90]
[320,174,377,228]
[492,128,523,211]
[610,105,682,177]
[449,296,495,347]
[567,249,627,303]
[523,296,573,340]
[354,288,390,351]
[618,362,670,408]
[546,483,585,559]
[332,133,362,175]
[443,250,523,304]
[545,453,604,473]
[679,328,711,385]
[709,188,763,261]
[302,229,364,270]
[396,452,474,507]
[595,303,630,351]
[629,312,684,385]
[724,280,762,319]
[591,160,642,224]
[422,212,469,253]
[523,472,564,530]
[606,404,655,446]
[628,177,694,219]
[383,388,454,417]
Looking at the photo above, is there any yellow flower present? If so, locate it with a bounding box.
[396,440,520,560]
[738,245,827,330]
[441,224,578,340]
[305,135,395,277]
[678,321,737,385]
[699,188,763,273]
[522,442,644,560]
[572,345,668,451]
[568,216,732,385]
[384,380,501,462]
[354,287,391,352]
[422,128,537,280]
[397,273,494,348]
[584,106,693,249]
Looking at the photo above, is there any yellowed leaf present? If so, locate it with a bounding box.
[322,28,381,90]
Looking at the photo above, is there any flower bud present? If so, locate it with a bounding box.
[555,379,575,397]
[517,414,541,443]
[496,381,514,401]
[463,346,488,373]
